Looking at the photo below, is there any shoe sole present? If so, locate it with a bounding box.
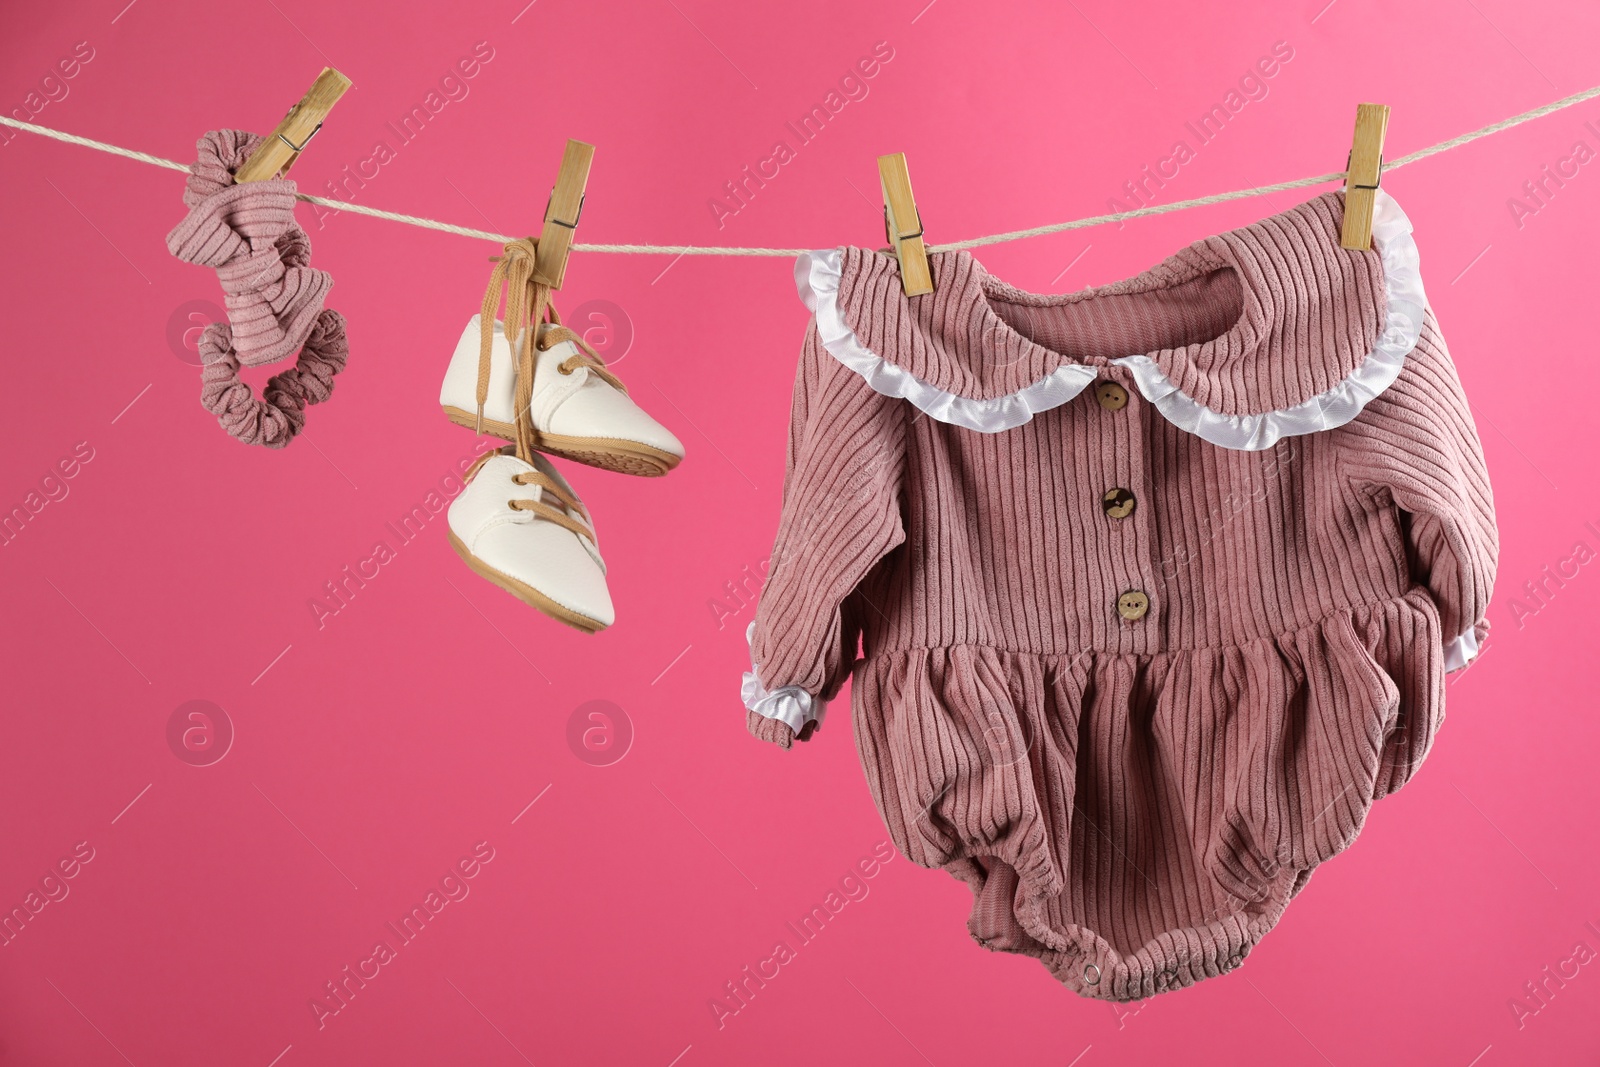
[442,406,681,478]
[448,529,609,634]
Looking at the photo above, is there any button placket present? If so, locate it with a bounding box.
[1091,373,1158,640]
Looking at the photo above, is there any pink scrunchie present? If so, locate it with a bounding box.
[199,310,348,449]
[166,129,348,446]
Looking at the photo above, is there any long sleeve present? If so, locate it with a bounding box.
[1336,312,1498,670]
[742,317,907,748]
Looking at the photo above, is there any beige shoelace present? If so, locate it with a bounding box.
[475,237,627,459]
[471,236,618,544]
[463,447,596,546]
[508,466,594,544]
[542,311,628,393]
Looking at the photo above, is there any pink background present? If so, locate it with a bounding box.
[3,0,1599,1063]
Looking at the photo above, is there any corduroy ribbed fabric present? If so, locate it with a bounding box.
[742,192,1498,1000]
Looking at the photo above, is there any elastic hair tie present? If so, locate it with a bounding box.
[198,310,348,448]
[164,129,349,446]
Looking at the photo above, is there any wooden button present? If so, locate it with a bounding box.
[1095,381,1128,411]
[1116,590,1150,621]
[1101,487,1136,519]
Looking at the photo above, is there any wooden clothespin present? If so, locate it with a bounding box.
[1340,103,1390,250]
[878,152,933,296]
[533,139,596,289]
[235,68,352,184]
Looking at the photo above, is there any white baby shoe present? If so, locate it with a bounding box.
[440,315,685,477]
[447,448,614,633]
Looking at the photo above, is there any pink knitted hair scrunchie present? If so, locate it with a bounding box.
[165,129,348,446]
[199,309,348,449]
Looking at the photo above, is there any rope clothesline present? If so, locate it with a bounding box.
[4,83,1598,255]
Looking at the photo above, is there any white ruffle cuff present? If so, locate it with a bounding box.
[741,622,826,732]
[1442,627,1482,672]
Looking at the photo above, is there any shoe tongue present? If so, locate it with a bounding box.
[524,453,601,564]
[522,474,549,507]
[523,455,585,523]
[508,457,546,506]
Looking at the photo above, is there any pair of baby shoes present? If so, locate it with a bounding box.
[439,313,684,632]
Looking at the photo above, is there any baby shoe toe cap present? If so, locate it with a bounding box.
[474,521,613,627]
[549,386,685,459]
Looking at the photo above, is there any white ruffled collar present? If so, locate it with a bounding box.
[796,189,1427,450]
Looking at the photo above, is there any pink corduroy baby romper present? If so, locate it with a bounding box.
[739,190,1497,1001]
